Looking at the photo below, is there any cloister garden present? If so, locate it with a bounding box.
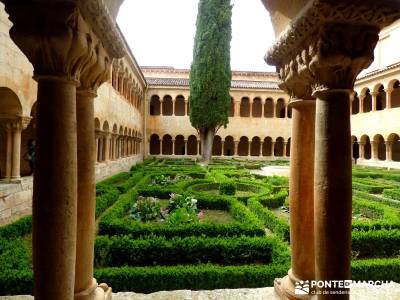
[0,159,399,295]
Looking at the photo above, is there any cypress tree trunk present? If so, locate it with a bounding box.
[200,127,215,164]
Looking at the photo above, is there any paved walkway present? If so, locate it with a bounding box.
[251,165,290,177]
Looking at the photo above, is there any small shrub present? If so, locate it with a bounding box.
[130,196,161,222]
[219,181,236,196]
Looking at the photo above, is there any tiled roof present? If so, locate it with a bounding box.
[145,77,280,90]
[358,61,400,80]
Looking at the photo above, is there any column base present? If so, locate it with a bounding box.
[274,270,315,300]
[74,279,112,300]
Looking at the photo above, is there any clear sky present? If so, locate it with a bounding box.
[117,0,276,72]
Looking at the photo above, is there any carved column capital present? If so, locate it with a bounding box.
[5,4,96,84]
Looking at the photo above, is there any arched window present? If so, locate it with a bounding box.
[264,98,274,118]
[274,137,284,156]
[238,136,249,156]
[362,90,372,113]
[224,136,235,156]
[162,135,173,155]
[150,95,161,115]
[240,97,250,117]
[174,95,186,116]
[263,137,273,156]
[352,93,360,115]
[212,136,222,156]
[150,134,160,155]
[174,135,185,155]
[251,137,261,156]
[162,95,173,116]
[252,98,262,118]
[187,135,198,155]
[376,85,386,111]
[276,99,285,118]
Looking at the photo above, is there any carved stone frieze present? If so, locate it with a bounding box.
[266,0,400,66]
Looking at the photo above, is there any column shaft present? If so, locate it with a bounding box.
[314,90,352,298]
[11,125,22,179]
[33,79,78,299]
[5,126,12,179]
[75,91,97,296]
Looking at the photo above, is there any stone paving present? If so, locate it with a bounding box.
[2,283,400,300]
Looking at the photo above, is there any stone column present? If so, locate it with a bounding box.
[249,100,253,117]
[359,142,365,160]
[104,133,110,161]
[10,120,22,180]
[360,96,365,113]
[385,87,393,109]
[172,140,176,155]
[371,141,378,160]
[234,141,239,156]
[160,99,164,116]
[184,100,188,115]
[221,141,225,156]
[371,91,378,111]
[248,141,251,157]
[197,140,201,155]
[259,141,264,157]
[160,140,163,155]
[275,99,316,299]
[184,140,188,156]
[261,99,265,117]
[386,141,393,162]
[271,142,275,158]
[4,122,13,180]
[283,142,287,158]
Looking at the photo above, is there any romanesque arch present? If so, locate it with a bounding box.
[352,93,360,114]
[391,80,400,108]
[240,97,250,117]
[238,136,249,156]
[362,89,372,113]
[162,95,173,116]
[251,136,261,156]
[150,95,161,115]
[252,98,262,118]
[224,136,235,156]
[276,98,285,118]
[388,133,400,161]
[263,137,272,156]
[149,134,160,155]
[375,84,386,111]
[174,95,185,116]
[373,134,386,160]
[264,98,274,118]
[174,135,185,155]
[187,135,198,155]
[360,135,371,159]
[212,135,222,156]
[162,134,173,154]
[274,137,284,156]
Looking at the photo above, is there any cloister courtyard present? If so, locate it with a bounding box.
[1,0,400,299]
[1,159,399,299]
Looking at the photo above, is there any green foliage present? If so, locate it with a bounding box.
[95,235,286,267]
[258,189,288,209]
[95,184,120,218]
[130,196,162,222]
[189,0,232,130]
[94,264,288,293]
[219,181,236,195]
[167,208,198,225]
[352,230,400,259]
[383,188,400,201]
[0,216,32,238]
[248,198,290,242]
[351,258,400,282]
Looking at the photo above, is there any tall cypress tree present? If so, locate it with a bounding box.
[189,0,232,164]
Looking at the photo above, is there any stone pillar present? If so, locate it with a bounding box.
[261,99,265,117]
[259,141,264,157]
[197,140,201,155]
[275,99,316,299]
[283,142,287,158]
[234,141,239,156]
[104,133,110,161]
[359,142,365,160]
[371,141,378,160]
[160,99,164,116]
[249,100,253,117]
[385,87,393,109]
[4,122,13,180]
[386,141,393,162]
[248,141,251,157]
[221,141,225,156]
[160,140,163,155]
[11,121,22,180]
[184,100,188,115]
[184,140,188,156]
[371,91,378,111]
[172,140,176,155]
[271,142,275,157]
[360,96,365,113]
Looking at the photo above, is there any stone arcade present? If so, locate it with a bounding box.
[0,0,400,299]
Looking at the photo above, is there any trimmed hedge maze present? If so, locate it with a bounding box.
[0,159,399,295]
